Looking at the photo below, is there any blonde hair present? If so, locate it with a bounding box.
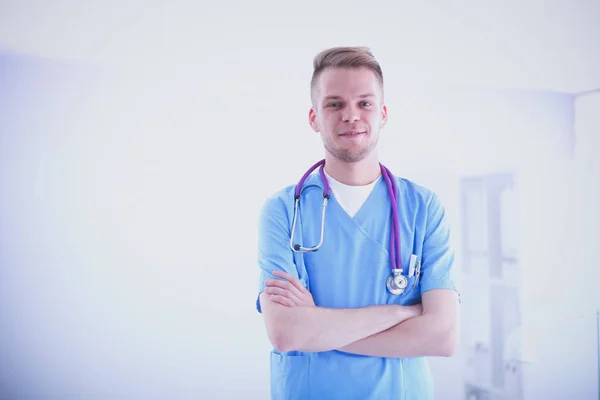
[310,46,384,101]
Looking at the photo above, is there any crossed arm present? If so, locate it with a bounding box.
[260,270,459,358]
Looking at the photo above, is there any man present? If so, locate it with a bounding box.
[255,46,460,400]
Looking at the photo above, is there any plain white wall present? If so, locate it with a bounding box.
[1,2,599,399]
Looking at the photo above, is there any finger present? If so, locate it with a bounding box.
[264,282,303,301]
[271,270,309,293]
[265,287,302,304]
[265,278,304,300]
[269,294,295,307]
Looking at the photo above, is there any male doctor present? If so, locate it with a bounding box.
[256,46,460,400]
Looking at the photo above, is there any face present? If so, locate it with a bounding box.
[309,67,387,163]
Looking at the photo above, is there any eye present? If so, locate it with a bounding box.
[360,101,372,107]
[327,102,342,108]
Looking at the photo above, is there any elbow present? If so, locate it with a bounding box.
[265,314,304,352]
[269,328,298,353]
[438,338,457,357]
[268,320,314,352]
[437,325,459,357]
[260,293,310,352]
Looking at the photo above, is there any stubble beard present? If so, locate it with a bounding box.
[323,134,379,163]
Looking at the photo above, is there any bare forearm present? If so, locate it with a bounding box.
[260,293,418,352]
[281,305,402,352]
[338,312,458,358]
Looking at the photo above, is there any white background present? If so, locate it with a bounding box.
[1,1,599,399]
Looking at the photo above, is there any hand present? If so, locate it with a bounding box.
[264,270,315,307]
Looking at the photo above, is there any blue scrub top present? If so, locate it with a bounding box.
[256,171,458,400]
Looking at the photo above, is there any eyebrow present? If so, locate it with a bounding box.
[324,93,375,100]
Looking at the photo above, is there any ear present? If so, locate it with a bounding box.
[309,108,320,132]
[380,104,388,129]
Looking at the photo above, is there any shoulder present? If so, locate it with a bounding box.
[396,176,442,210]
[260,173,322,212]
[394,176,449,235]
[395,177,451,242]
[258,180,301,226]
[261,183,296,210]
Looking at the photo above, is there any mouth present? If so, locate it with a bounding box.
[339,130,366,137]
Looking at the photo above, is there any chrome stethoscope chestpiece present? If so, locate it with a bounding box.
[387,269,408,295]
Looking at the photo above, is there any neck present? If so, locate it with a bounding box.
[323,152,382,186]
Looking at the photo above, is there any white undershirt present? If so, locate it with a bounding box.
[323,170,381,218]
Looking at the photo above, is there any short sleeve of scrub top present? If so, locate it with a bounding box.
[419,192,458,295]
[255,193,307,313]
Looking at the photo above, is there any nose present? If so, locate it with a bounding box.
[342,105,360,122]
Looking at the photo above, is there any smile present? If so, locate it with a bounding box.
[339,131,366,137]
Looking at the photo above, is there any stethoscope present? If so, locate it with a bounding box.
[289,159,408,295]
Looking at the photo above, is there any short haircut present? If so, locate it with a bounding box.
[310,46,384,102]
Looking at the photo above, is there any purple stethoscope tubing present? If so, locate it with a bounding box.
[290,159,405,280]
